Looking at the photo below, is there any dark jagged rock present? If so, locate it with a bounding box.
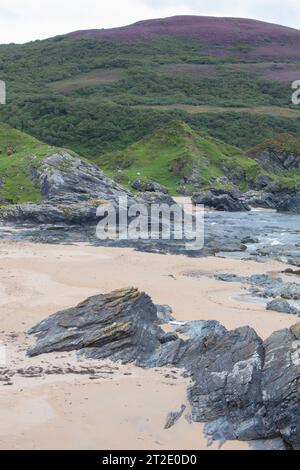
[241,236,259,244]
[164,404,186,429]
[242,190,280,209]
[214,272,300,307]
[0,200,101,225]
[266,298,298,315]
[249,437,287,450]
[38,152,131,203]
[188,326,264,429]
[278,193,300,213]
[191,184,300,214]
[159,332,178,344]
[249,146,300,173]
[283,268,300,276]
[190,323,300,449]
[192,189,250,212]
[252,174,274,190]
[261,325,300,448]
[238,188,300,214]
[0,151,135,225]
[255,245,300,266]
[131,179,168,194]
[28,288,300,448]
[27,287,166,364]
[215,273,245,283]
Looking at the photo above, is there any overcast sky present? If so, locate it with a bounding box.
[0,0,299,44]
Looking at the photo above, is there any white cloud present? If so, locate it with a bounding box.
[0,0,299,44]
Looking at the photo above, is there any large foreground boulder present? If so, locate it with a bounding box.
[27,288,300,449]
[28,287,167,364]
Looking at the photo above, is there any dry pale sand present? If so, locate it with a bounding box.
[0,240,298,450]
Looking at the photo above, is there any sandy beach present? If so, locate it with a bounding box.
[0,240,298,450]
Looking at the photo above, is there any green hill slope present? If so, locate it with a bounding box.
[0,123,74,204]
[95,121,268,194]
[1,122,299,206]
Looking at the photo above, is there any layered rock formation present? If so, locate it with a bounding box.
[28,287,165,363]
[189,134,300,213]
[192,187,300,213]
[28,287,300,449]
[248,134,300,173]
[0,151,134,225]
[0,151,173,225]
[192,189,250,212]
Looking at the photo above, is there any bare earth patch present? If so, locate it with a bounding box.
[50,69,124,93]
[228,62,300,84]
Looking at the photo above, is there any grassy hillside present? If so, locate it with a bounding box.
[0,123,70,204]
[0,16,300,156]
[0,122,299,204]
[95,121,300,195]
[95,121,265,193]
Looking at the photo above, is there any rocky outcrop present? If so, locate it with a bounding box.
[248,184,300,214]
[27,287,300,449]
[242,190,280,209]
[278,193,300,213]
[131,179,168,194]
[266,298,298,315]
[212,272,300,314]
[38,152,130,203]
[0,200,104,225]
[0,152,175,225]
[191,186,300,214]
[27,287,167,364]
[203,269,300,317]
[192,189,250,212]
[188,326,265,440]
[190,323,300,448]
[0,151,135,225]
[249,148,300,173]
